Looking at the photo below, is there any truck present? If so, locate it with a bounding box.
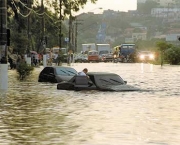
[113,43,136,63]
[82,43,96,53]
[96,44,112,62]
[96,44,111,55]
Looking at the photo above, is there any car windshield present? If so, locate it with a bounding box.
[55,67,77,76]
[88,51,98,55]
[99,50,109,55]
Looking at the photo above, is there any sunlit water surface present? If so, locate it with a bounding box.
[0,63,180,145]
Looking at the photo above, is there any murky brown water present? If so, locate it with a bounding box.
[0,63,180,145]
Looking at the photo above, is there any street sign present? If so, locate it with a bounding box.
[65,37,69,42]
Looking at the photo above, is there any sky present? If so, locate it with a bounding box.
[77,0,137,14]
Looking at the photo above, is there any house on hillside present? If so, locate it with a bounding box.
[153,0,176,7]
[130,23,147,31]
[166,34,180,42]
[132,33,147,41]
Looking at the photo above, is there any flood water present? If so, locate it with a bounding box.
[0,63,180,145]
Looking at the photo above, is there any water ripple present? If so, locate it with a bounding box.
[0,63,180,145]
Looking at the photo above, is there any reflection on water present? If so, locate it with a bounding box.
[0,63,180,145]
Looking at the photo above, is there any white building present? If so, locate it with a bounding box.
[132,33,147,40]
[137,0,147,3]
[138,0,177,6]
[166,34,180,42]
[153,0,176,7]
[151,8,180,20]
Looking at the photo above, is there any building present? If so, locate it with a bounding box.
[153,0,176,7]
[137,0,147,3]
[166,34,180,42]
[132,33,147,41]
[137,0,177,6]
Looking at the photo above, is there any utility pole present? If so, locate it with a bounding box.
[0,0,7,61]
[74,20,82,53]
[41,0,47,67]
[0,0,8,91]
[59,0,62,50]
[41,0,45,51]
[27,0,30,56]
[25,0,32,65]
[68,12,72,52]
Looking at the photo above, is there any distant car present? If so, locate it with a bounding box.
[100,53,114,62]
[38,66,77,83]
[137,51,155,62]
[74,54,88,63]
[88,50,99,62]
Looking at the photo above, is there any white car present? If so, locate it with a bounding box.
[138,51,155,62]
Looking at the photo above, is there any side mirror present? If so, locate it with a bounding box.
[124,81,127,84]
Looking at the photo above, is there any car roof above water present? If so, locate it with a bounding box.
[87,72,119,76]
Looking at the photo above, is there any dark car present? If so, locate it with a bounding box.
[38,66,77,83]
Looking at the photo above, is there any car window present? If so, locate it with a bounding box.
[55,67,77,76]
[99,50,109,55]
[99,75,125,85]
[88,51,98,55]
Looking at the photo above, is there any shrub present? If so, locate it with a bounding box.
[165,46,180,65]
[16,62,34,80]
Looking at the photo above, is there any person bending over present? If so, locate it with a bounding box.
[78,68,88,77]
[77,68,93,86]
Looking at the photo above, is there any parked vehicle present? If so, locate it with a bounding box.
[74,53,88,63]
[99,53,114,62]
[113,43,137,62]
[51,47,68,63]
[87,50,99,62]
[38,66,77,83]
[82,43,96,53]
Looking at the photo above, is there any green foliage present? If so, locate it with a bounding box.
[16,63,34,80]
[137,1,159,14]
[164,46,180,65]
[10,30,29,54]
[7,0,97,54]
[156,41,172,52]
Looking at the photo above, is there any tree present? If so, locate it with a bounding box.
[164,46,180,65]
[7,0,98,54]
[156,41,172,66]
[137,1,159,14]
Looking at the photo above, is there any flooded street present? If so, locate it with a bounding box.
[1,63,180,145]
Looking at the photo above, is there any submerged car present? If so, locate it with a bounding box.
[38,66,77,83]
[57,72,140,91]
